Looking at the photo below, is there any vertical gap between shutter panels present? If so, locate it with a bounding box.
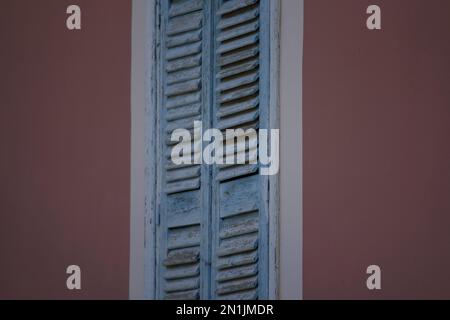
[211,0,217,300]
[204,0,214,300]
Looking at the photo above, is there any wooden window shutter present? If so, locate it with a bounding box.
[154,0,271,300]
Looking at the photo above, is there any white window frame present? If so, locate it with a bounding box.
[129,0,303,300]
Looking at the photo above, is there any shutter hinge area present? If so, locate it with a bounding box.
[156,205,161,226]
[157,8,161,29]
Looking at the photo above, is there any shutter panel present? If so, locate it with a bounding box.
[211,0,269,300]
[155,0,270,300]
[157,0,209,300]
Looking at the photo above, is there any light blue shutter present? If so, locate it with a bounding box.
[211,0,269,300]
[154,0,270,300]
[157,0,209,300]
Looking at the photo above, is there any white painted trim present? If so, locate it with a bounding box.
[130,0,155,300]
[268,0,281,300]
[279,0,303,300]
